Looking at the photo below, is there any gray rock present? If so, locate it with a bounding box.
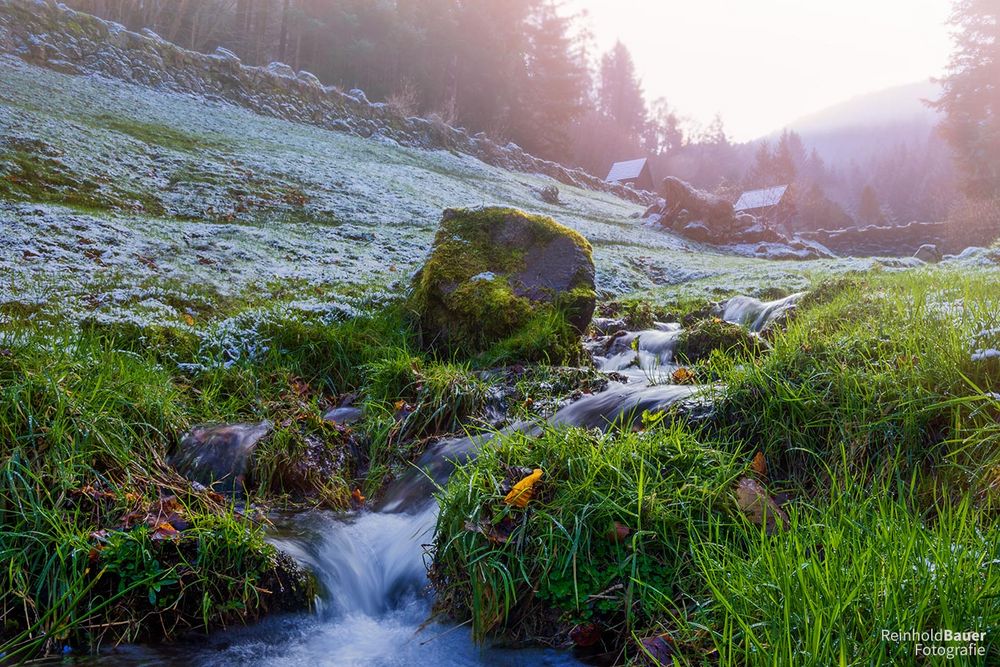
[323,405,363,425]
[914,243,942,263]
[410,207,596,353]
[212,46,240,63]
[266,61,296,78]
[297,70,321,86]
[347,88,369,104]
[170,421,272,493]
[591,317,627,335]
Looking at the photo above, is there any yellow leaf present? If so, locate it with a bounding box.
[182,314,195,326]
[504,469,543,508]
[671,367,696,385]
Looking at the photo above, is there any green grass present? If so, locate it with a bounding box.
[0,283,602,657]
[432,267,1000,665]
[690,479,1000,666]
[433,422,742,643]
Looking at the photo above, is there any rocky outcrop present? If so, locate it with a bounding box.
[643,177,830,258]
[410,207,595,356]
[0,0,650,204]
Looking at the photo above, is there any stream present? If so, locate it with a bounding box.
[97,294,799,666]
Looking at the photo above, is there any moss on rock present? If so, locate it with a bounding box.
[409,207,595,361]
[675,318,762,362]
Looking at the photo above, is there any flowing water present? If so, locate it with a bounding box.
[102,295,799,666]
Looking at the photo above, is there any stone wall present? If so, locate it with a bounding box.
[799,220,957,256]
[0,0,652,205]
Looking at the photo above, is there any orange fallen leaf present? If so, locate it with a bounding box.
[671,367,696,384]
[150,522,180,541]
[751,451,768,481]
[352,488,365,504]
[183,313,195,326]
[504,469,543,508]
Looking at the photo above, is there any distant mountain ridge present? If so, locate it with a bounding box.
[775,80,943,167]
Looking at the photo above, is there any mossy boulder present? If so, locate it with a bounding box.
[675,318,762,362]
[410,207,596,357]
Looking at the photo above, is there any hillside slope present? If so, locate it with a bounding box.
[0,52,858,328]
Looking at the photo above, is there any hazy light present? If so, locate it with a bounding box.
[574,0,953,141]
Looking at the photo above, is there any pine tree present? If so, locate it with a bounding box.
[598,41,647,138]
[520,2,589,159]
[858,184,886,225]
[934,0,1000,197]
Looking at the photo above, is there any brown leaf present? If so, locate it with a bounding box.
[504,469,543,508]
[750,451,768,481]
[735,477,788,533]
[606,521,630,543]
[150,522,180,541]
[351,488,366,505]
[639,634,675,665]
[464,516,515,544]
[671,367,696,385]
[570,623,602,647]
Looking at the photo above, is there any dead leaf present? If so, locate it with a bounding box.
[750,451,768,481]
[504,468,543,508]
[464,516,515,544]
[570,623,602,647]
[182,313,195,326]
[735,477,788,533]
[639,634,675,665]
[150,522,180,541]
[606,521,630,543]
[351,488,366,505]
[671,367,696,384]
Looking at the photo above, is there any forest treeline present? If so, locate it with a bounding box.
[65,0,998,238]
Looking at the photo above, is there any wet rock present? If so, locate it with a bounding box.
[591,317,627,335]
[170,421,272,493]
[914,243,942,263]
[410,207,595,354]
[323,405,363,425]
[260,549,317,613]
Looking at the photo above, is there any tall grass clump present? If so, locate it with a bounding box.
[0,323,310,660]
[432,421,741,645]
[688,476,1000,665]
[711,269,1000,492]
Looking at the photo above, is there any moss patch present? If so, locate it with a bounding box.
[409,207,595,362]
[675,318,762,363]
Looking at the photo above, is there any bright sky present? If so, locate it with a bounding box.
[574,0,953,141]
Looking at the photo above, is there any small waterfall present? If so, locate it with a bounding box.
[136,310,733,666]
[718,292,804,332]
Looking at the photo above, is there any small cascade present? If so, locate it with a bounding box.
[136,302,777,666]
[717,292,804,332]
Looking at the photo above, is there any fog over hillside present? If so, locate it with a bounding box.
[783,80,942,166]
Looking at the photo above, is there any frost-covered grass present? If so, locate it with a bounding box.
[0,55,863,330]
[432,268,1000,665]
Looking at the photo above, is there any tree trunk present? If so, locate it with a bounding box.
[278,0,290,63]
